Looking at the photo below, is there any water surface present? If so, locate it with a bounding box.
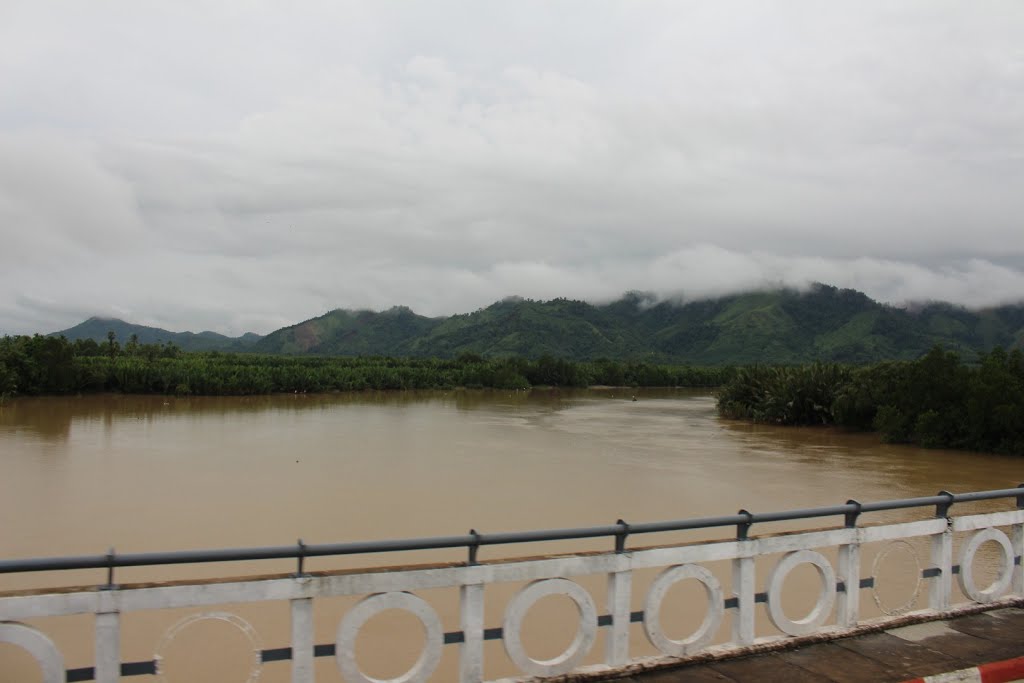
[2,389,1022,681]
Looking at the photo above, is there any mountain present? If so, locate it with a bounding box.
[52,317,262,352]
[402,296,639,358]
[251,306,439,355]
[50,285,1024,363]
[252,284,1024,363]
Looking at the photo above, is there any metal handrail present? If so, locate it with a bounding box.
[2,486,1022,576]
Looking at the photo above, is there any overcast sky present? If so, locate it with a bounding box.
[2,1,1023,336]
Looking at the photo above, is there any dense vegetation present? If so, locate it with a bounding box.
[249,286,1024,362]
[54,284,1024,364]
[0,334,733,399]
[11,330,1024,455]
[717,347,1024,454]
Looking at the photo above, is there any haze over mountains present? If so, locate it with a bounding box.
[53,284,1024,365]
[6,5,1024,354]
[54,317,263,353]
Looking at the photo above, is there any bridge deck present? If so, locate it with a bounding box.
[614,608,1024,682]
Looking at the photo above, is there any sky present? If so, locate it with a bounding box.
[2,1,1023,336]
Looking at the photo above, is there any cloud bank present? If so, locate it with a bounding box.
[2,2,1023,335]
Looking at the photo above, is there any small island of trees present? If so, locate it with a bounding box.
[717,347,1024,454]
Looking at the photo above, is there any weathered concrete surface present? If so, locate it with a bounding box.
[610,608,1024,682]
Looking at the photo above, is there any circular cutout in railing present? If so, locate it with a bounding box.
[0,622,65,683]
[335,592,443,683]
[766,550,836,636]
[959,528,1014,604]
[643,564,723,656]
[502,578,597,677]
[871,540,922,616]
[153,612,262,683]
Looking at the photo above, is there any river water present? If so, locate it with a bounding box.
[2,389,1023,681]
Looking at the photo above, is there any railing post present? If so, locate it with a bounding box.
[291,593,314,683]
[736,509,753,542]
[459,579,485,683]
[605,556,632,666]
[930,491,955,610]
[102,547,117,590]
[95,590,120,683]
[294,539,308,578]
[935,490,955,518]
[837,502,861,628]
[614,519,630,554]
[731,510,756,645]
[467,529,481,566]
[1014,484,1024,596]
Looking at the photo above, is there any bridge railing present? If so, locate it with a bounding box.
[2,486,1023,682]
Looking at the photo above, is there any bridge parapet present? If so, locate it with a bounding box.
[2,487,1023,682]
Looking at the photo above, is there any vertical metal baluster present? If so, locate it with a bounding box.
[94,601,121,683]
[1013,484,1024,596]
[930,491,955,610]
[732,510,756,645]
[459,579,485,683]
[605,561,632,666]
[291,595,314,683]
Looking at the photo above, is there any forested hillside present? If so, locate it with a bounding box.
[55,317,261,352]
[252,285,1024,364]
[47,285,1024,364]
[252,307,440,355]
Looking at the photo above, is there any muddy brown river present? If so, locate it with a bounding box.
[2,389,1023,681]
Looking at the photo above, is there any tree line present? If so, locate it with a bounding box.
[0,334,734,399]
[717,347,1024,454]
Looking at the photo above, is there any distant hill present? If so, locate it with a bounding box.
[52,317,262,352]
[251,306,440,355]
[253,285,1024,364]
[51,285,1024,363]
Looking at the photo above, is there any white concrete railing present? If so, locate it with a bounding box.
[2,499,1023,682]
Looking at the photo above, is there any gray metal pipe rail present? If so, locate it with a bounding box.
[2,486,1022,577]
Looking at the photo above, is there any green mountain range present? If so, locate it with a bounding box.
[251,285,1024,363]
[53,317,263,353]
[52,284,1024,364]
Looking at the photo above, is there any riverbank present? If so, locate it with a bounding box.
[0,334,733,398]
[716,347,1024,455]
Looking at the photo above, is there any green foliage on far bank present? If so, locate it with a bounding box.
[250,285,1024,364]
[717,347,1024,454]
[716,362,853,425]
[0,334,734,399]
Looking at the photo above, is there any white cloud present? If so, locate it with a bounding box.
[1,2,1023,335]
[0,133,144,265]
